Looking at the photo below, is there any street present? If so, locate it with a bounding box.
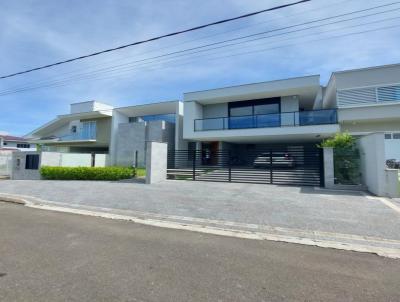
[0,202,399,302]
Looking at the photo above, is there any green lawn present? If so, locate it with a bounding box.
[135,168,146,177]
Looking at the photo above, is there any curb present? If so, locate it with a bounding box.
[0,195,26,205]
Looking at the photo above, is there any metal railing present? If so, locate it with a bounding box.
[194,109,337,131]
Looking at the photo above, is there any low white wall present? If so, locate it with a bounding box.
[385,169,400,198]
[41,152,109,168]
[94,154,109,167]
[357,133,399,197]
[60,153,92,167]
[0,150,13,176]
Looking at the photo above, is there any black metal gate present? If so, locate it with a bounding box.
[167,144,323,186]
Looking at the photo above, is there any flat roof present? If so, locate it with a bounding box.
[332,62,400,75]
[115,100,180,117]
[184,75,321,105]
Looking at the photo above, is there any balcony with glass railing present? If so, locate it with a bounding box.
[59,121,97,141]
[194,109,337,131]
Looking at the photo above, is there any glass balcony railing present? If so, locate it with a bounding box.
[59,122,97,141]
[194,109,337,131]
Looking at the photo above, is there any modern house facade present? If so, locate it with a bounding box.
[25,63,400,188]
[28,100,184,167]
[324,64,400,160]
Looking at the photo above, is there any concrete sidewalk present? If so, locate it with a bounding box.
[0,180,399,257]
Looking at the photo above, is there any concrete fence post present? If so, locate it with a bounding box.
[145,141,168,184]
[323,147,334,189]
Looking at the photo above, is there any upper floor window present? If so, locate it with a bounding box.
[228,98,280,117]
[17,143,30,148]
[377,85,400,102]
[129,114,176,124]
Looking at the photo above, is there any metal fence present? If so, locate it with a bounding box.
[167,145,323,186]
[333,148,361,185]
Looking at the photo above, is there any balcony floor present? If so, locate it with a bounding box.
[185,124,340,143]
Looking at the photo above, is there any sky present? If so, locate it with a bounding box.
[0,0,399,136]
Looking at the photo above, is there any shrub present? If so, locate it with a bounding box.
[135,167,146,177]
[40,166,134,181]
[318,132,356,149]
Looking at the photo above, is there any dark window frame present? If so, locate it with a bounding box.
[25,154,39,170]
[228,97,281,117]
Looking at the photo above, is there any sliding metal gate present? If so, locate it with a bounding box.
[167,144,323,186]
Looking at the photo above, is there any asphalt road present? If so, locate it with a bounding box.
[0,202,399,302]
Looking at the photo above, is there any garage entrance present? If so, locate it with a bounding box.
[167,144,323,186]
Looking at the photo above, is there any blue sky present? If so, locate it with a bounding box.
[1,0,399,136]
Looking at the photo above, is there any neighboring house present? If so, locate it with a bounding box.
[0,134,36,151]
[28,100,184,167]
[27,101,114,154]
[323,64,400,161]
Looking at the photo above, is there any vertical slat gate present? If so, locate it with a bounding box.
[167,144,322,186]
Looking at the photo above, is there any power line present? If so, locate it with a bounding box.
[1,15,398,96]
[1,2,398,95]
[0,0,349,90]
[0,0,310,80]
[8,0,348,85]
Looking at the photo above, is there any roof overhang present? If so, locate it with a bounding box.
[27,110,112,138]
[184,75,321,105]
[28,139,97,144]
[115,100,179,117]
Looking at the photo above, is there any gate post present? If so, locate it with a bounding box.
[269,150,273,184]
[322,147,334,188]
[145,141,168,184]
[228,150,232,182]
[192,149,196,181]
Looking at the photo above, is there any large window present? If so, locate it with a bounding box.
[129,113,176,124]
[228,98,280,128]
[228,98,280,117]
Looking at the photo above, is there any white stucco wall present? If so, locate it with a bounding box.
[357,133,386,196]
[334,64,400,90]
[385,135,400,160]
[70,101,113,114]
[183,101,203,139]
[203,103,228,119]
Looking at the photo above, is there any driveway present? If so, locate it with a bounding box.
[0,180,399,244]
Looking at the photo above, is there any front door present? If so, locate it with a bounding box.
[201,142,219,165]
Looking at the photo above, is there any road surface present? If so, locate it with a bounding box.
[0,202,399,302]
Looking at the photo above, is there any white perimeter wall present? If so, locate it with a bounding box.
[41,152,109,167]
[357,133,399,197]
